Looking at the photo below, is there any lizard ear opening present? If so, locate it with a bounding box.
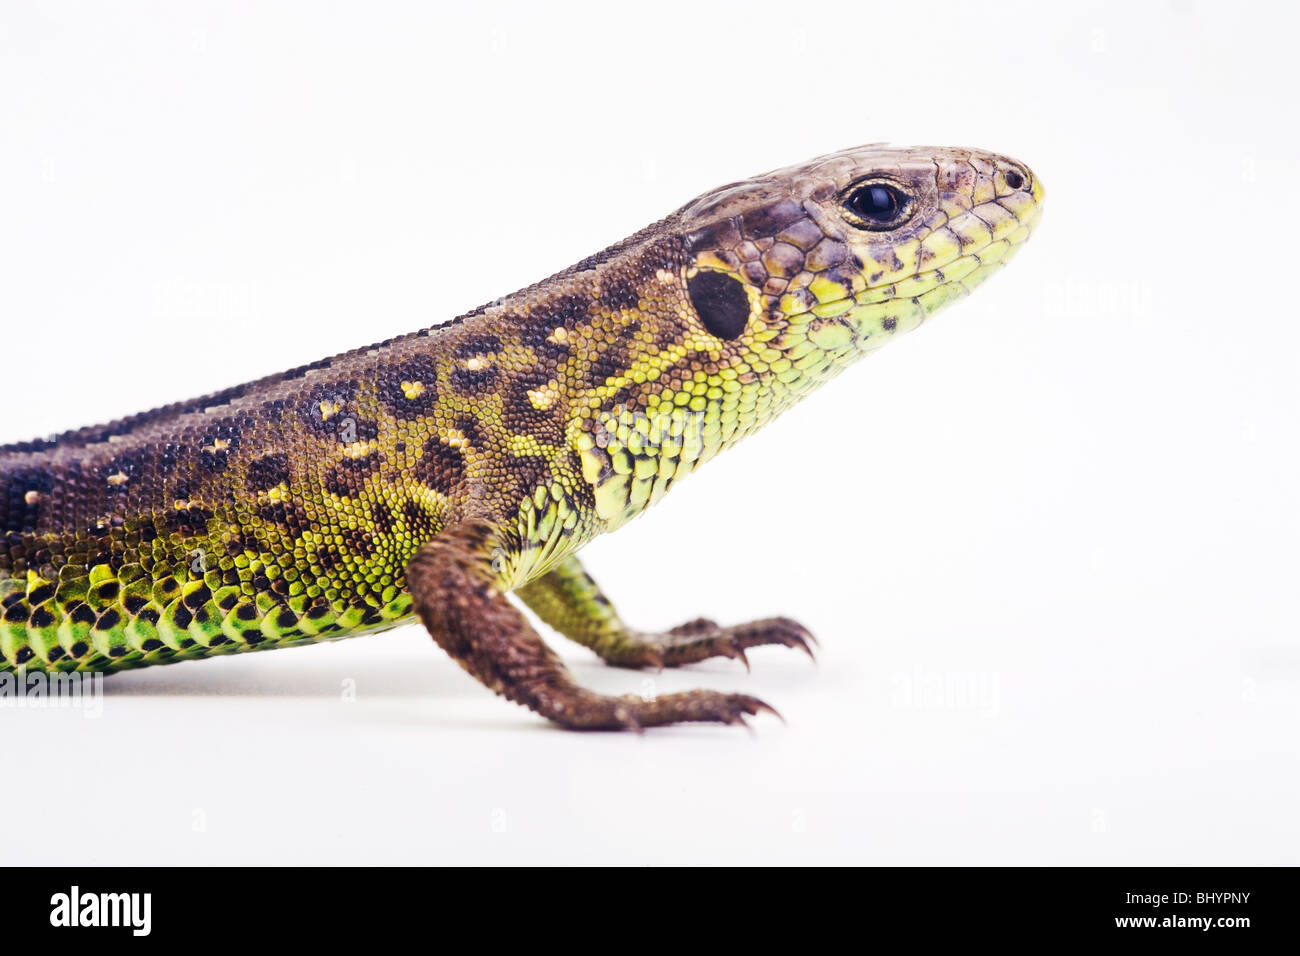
[688,271,750,340]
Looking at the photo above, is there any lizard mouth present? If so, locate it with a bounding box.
[780,179,1044,336]
[783,206,1043,352]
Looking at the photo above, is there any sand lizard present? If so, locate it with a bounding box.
[0,145,1044,729]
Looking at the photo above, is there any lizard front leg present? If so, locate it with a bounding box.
[515,555,816,670]
[405,520,778,730]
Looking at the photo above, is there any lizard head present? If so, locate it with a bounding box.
[569,145,1043,530]
[675,144,1044,403]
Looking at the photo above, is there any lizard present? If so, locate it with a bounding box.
[0,144,1043,730]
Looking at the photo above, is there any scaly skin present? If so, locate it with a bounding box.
[0,145,1043,728]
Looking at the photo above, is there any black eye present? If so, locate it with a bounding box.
[843,182,910,229]
[1004,169,1024,190]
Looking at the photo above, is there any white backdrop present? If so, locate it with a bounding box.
[2,1,1296,865]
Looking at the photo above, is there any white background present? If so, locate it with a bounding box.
[2,1,1297,865]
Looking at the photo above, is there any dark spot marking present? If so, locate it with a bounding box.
[604,385,636,412]
[30,606,55,629]
[380,355,439,417]
[401,499,431,534]
[504,370,559,431]
[258,502,310,532]
[586,345,629,385]
[247,453,290,491]
[325,453,382,498]
[417,439,466,496]
[505,455,551,503]
[344,529,375,560]
[0,467,49,534]
[453,334,502,359]
[70,641,89,657]
[15,646,34,664]
[94,609,121,630]
[601,276,640,311]
[299,383,358,437]
[454,417,486,451]
[198,421,244,474]
[688,271,751,340]
[142,638,163,651]
[451,365,497,391]
[100,452,144,494]
[161,505,215,538]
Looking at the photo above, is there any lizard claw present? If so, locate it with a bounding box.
[615,616,818,670]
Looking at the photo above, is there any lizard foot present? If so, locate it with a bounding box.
[605,616,817,670]
[545,688,781,731]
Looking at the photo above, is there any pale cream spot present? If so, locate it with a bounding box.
[465,356,486,372]
[342,440,376,459]
[106,472,129,487]
[319,399,343,421]
[546,327,569,345]
[203,438,231,454]
[527,384,558,410]
[400,380,425,400]
[445,428,469,450]
[24,490,41,505]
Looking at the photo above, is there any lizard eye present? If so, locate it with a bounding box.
[842,182,912,230]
